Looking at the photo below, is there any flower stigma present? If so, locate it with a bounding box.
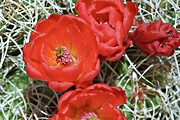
[81,112,99,120]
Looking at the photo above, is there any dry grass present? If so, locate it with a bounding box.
[0,0,179,119]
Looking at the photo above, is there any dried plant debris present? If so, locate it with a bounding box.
[24,81,59,119]
[0,0,180,120]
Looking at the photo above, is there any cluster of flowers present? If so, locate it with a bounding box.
[23,0,180,119]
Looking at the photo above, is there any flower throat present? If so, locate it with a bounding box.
[56,46,73,65]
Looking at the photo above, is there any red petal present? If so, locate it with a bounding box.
[105,49,125,61]
[123,2,138,34]
[114,0,125,13]
[58,90,80,113]
[23,43,47,80]
[48,81,74,92]
[99,43,119,57]
[111,86,126,105]
[76,80,93,89]
[98,103,126,120]
[30,19,58,41]
[80,58,100,82]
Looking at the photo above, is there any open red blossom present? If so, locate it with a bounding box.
[131,20,180,57]
[23,14,100,92]
[76,0,138,61]
[49,84,127,120]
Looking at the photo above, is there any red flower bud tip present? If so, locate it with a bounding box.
[131,20,180,57]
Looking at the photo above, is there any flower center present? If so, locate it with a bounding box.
[81,112,99,120]
[55,46,74,65]
[95,13,109,25]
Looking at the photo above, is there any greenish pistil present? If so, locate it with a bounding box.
[56,47,64,57]
[55,46,73,65]
[89,117,97,120]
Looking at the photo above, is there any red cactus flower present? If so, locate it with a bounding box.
[23,14,100,92]
[131,20,180,57]
[49,84,127,120]
[76,0,138,61]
